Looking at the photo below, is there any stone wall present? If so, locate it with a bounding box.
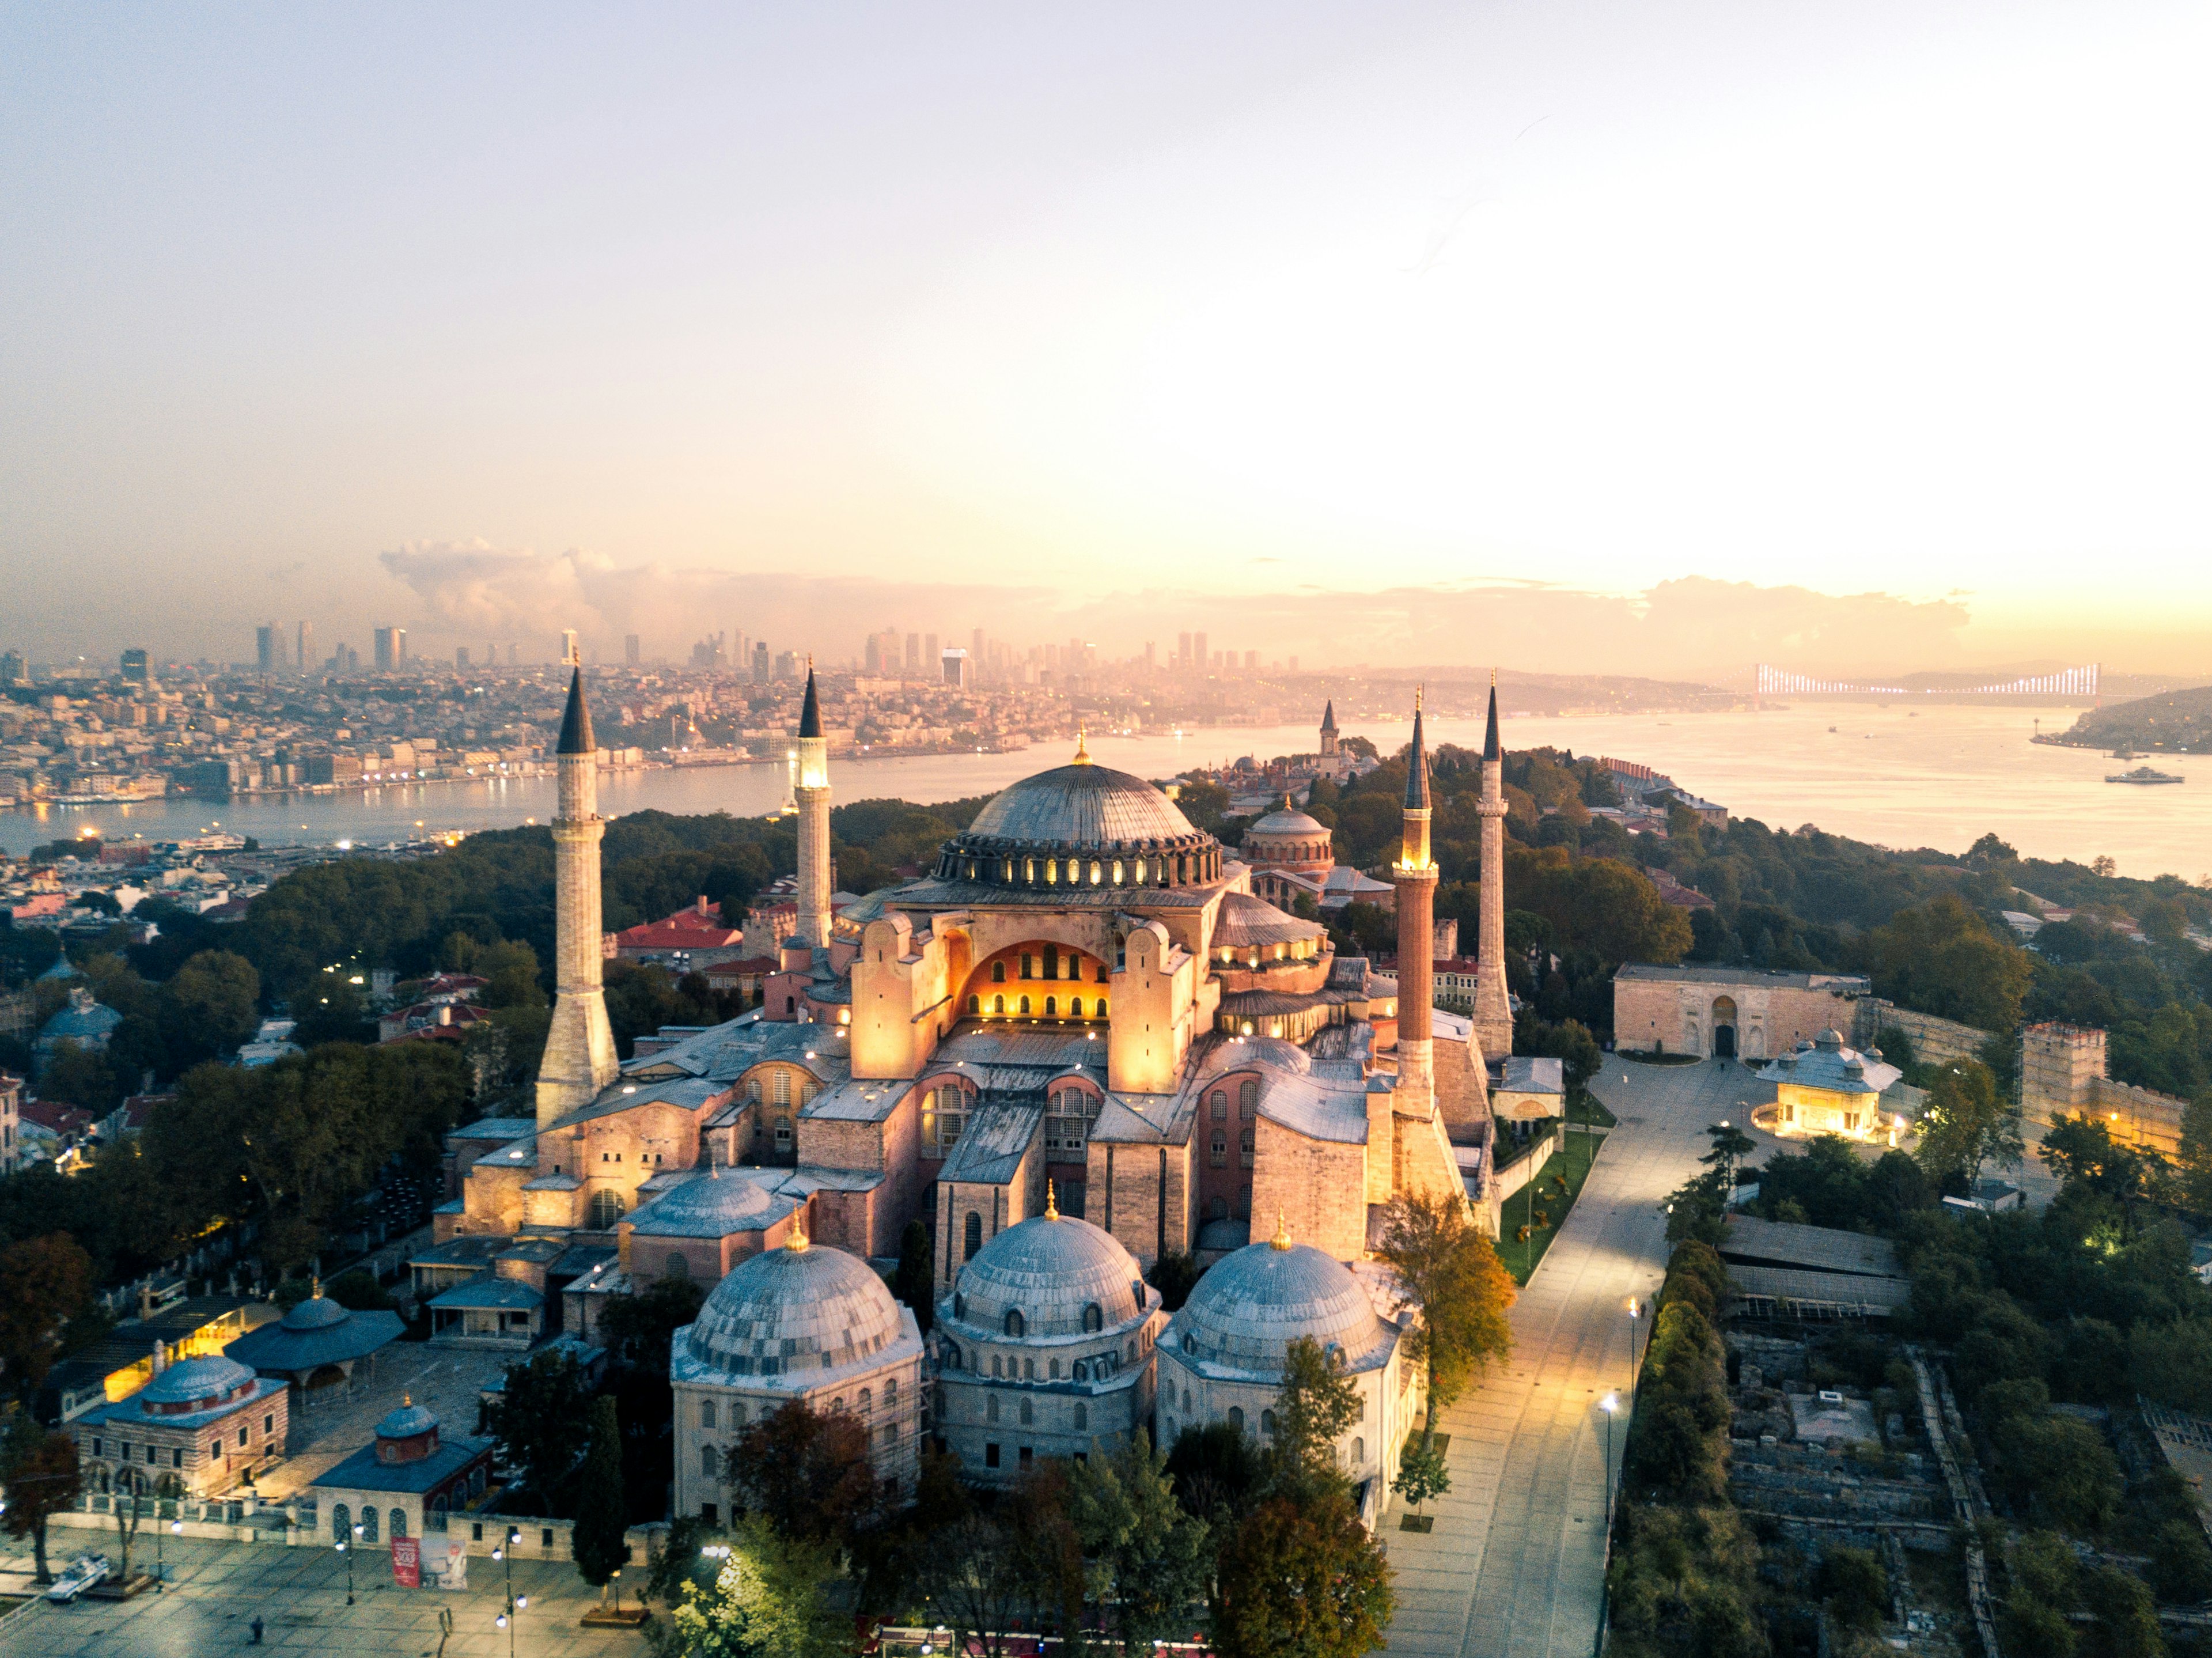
[1249,1115,1368,1260]
[1853,1000,1991,1068]
[2019,1021,2191,1155]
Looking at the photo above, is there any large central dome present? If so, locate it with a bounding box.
[964,762,1199,849]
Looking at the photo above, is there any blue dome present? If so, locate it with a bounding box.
[963,763,1200,850]
[281,1293,352,1331]
[1166,1240,1392,1377]
[376,1400,438,1439]
[685,1240,904,1377]
[946,1213,1149,1340]
[140,1354,255,1406]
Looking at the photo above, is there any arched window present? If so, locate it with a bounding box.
[1353,1436,1365,1466]
[702,1445,719,1479]
[1074,1402,1089,1431]
[993,960,1006,983]
[665,1251,689,1280]
[1050,1358,1061,1379]
[994,995,1006,1015]
[332,1503,351,1542]
[1239,1081,1258,1117]
[1004,1309,1026,1338]
[1210,1091,1227,1120]
[1044,945,1059,979]
[1096,996,1107,1017]
[1090,861,1103,885]
[391,1509,407,1539]
[1261,1410,1277,1437]
[991,1356,1004,1380]
[361,1505,378,1542]
[772,1070,791,1106]
[968,995,980,1014]
[1083,1303,1104,1333]
[1019,995,1031,1015]
[1020,1397,1034,1425]
[859,1388,873,1414]
[964,1212,983,1260]
[1068,997,1082,1017]
[1181,1387,1191,1412]
[1044,997,1056,1017]
[1210,1133,1227,1168]
[1240,1129,1254,1168]
[1181,1331,1196,1354]
[589,1190,624,1229]
[733,1403,748,1426]
[701,1399,717,1429]
[1209,1195,1229,1220]
[1227,1406,1245,1433]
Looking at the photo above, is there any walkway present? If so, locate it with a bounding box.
[1383,1056,1755,1658]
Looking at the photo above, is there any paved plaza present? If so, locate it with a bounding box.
[254,1345,516,1503]
[1382,1054,1756,1658]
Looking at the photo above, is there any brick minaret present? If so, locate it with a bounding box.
[1471,673,1514,1061]
[794,661,832,949]
[1393,687,1438,1111]
[536,667,618,1129]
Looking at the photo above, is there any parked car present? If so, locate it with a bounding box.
[45,1553,111,1602]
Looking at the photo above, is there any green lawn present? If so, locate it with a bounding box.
[1499,1128,1605,1284]
[1566,1092,1616,1129]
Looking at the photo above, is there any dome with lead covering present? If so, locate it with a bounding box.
[963,763,1202,850]
[139,1355,257,1410]
[944,1212,1150,1341]
[1166,1239,1394,1378]
[282,1292,351,1330]
[376,1399,438,1440]
[684,1240,907,1380]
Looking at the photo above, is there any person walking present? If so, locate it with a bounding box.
[249,1615,264,1644]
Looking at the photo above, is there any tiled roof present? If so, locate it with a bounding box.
[312,1433,493,1496]
[940,1101,1045,1186]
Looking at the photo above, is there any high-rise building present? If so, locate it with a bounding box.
[971,628,985,673]
[0,651,24,686]
[560,629,580,666]
[256,624,279,672]
[296,621,313,672]
[120,648,149,684]
[373,626,404,669]
[506,643,518,667]
[941,647,969,688]
[774,650,798,680]
[752,641,771,682]
[1145,641,1156,671]
[624,633,641,665]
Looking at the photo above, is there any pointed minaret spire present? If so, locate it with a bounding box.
[798,658,822,740]
[793,656,832,949]
[1472,666,1513,1063]
[556,667,595,755]
[1403,683,1430,811]
[1483,669,1501,762]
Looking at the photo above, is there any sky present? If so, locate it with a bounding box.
[3,2,2208,679]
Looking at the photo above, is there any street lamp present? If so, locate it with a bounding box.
[495,1527,522,1658]
[1599,1394,1620,1530]
[157,1515,180,1591]
[1627,1298,1646,1376]
[336,1527,357,1606]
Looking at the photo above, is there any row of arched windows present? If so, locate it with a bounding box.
[330,1503,407,1543]
[944,846,1225,889]
[969,993,1107,1019]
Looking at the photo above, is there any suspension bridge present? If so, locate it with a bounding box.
[1753,662,2100,705]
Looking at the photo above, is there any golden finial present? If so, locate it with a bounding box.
[1071,724,1092,765]
[1271,1207,1291,1251]
[1045,1179,1060,1220]
[401,1392,412,1407]
[788,1213,810,1252]
[1490,666,1497,687]
[1415,682,1423,713]
[310,1275,322,1299]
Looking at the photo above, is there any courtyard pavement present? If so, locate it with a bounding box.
[1381,1055,1753,1658]
[0,1530,647,1657]
[253,1345,516,1502]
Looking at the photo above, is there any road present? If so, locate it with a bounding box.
[1382,1055,1756,1658]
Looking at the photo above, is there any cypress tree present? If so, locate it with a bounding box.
[571,1396,628,1594]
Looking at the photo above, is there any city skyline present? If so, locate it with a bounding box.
[5,4,2210,676]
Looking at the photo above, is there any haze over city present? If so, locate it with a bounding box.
[6,2,2210,676]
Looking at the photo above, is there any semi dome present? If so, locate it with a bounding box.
[139,1354,256,1409]
[946,1211,1149,1339]
[684,1240,907,1380]
[1168,1239,1393,1377]
[963,762,1200,850]
[1211,892,1325,953]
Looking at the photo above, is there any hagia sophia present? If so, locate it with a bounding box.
[437,664,1520,1520]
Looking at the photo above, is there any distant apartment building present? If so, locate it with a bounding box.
[941,647,969,688]
[120,648,150,684]
[295,620,312,672]
[256,624,279,672]
[456,646,472,669]
[373,626,406,669]
[560,629,580,665]
[752,641,771,682]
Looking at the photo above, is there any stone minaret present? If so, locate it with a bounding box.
[1393,687,1438,1111]
[1471,673,1514,1060]
[794,661,832,949]
[537,668,619,1128]
[1319,699,1340,759]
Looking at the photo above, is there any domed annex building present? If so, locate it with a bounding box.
[671,1228,925,1524]
[1156,1223,1419,1524]
[306,1395,494,1545]
[931,1190,1166,1483]
[442,673,1520,1350]
[73,1353,287,1500]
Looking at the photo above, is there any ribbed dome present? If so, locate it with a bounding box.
[1168,1241,1393,1377]
[376,1400,438,1439]
[685,1243,906,1379]
[141,1354,255,1406]
[964,763,1200,850]
[1248,805,1325,837]
[946,1214,1149,1339]
[282,1293,352,1330]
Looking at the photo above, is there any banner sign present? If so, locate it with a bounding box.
[391,1536,421,1588]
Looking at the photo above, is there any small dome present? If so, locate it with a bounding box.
[140,1354,255,1407]
[376,1399,438,1440]
[685,1241,906,1378]
[963,763,1201,850]
[1168,1241,1393,1377]
[282,1292,352,1331]
[1248,805,1326,838]
[948,1214,1149,1340]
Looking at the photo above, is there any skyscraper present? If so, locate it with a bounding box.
[925,631,937,669]
[120,648,149,684]
[456,646,472,669]
[752,641,771,682]
[295,621,313,673]
[560,629,579,666]
[941,647,968,688]
[1177,631,1191,672]
[373,626,405,669]
[256,624,278,672]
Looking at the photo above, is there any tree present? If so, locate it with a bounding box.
[597,1274,705,1373]
[571,1396,629,1596]
[1165,1420,1263,1521]
[474,940,547,1010]
[893,1218,934,1334]
[728,1399,876,1546]
[491,1347,591,1513]
[0,1411,81,1581]
[1211,1491,1395,1658]
[923,1512,1036,1658]
[1069,1430,1213,1653]
[159,949,262,1066]
[1913,1058,2021,1191]
[1268,1336,1362,1500]
[1147,1251,1203,1312]
[2041,1114,2165,1238]
[111,1470,180,1585]
[2082,1565,2164,1658]
[37,1039,127,1113]
[0,1232,93,1396]
[1859,894,2034,1033]
[662,1513,847,1658]
[1819,1545,1888,1632]
[1700,1122,1756,1191]
[1391,1439,1450,1520]
[1374,1190,1515,1447]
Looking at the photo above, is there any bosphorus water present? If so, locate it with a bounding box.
[7,703,2206,883]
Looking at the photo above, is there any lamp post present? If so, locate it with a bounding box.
[1627,1298,1646,1377]
[1599,1394,1619,1531]
[157,1515,180,1591]
[336,1528,355,1606]
[494,1528,524,1658]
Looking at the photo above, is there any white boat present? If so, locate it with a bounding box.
[46,1553,111,1602]
[2106,766,2184,785]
